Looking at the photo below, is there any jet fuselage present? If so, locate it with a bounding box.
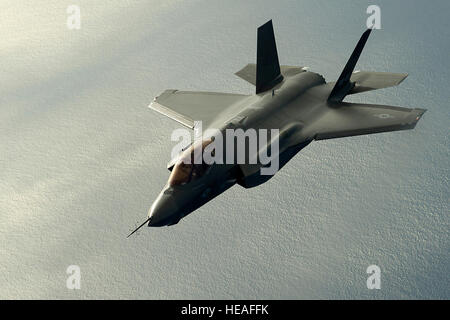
[148,71,328,226]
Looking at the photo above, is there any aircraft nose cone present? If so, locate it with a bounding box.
[147,191,178,227]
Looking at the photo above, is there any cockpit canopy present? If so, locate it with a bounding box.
[168,139,213,186]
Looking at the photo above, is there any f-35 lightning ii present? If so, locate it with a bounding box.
[127,20,425,237]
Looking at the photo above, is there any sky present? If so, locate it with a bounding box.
[0,0,448,299]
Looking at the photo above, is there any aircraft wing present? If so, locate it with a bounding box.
[313,102,426,140]
[150,90,249,129]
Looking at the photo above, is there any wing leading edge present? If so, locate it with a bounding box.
[312,102,426,140]
[150,90,249,129]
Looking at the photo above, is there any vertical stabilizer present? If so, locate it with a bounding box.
[328,29,372,102]
[256,20,283,94]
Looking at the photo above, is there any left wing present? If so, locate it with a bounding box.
[150,90,249,129]
[311,102,426,140]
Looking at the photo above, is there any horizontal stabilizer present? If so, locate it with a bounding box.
[348,71,408,94]
[235,64,306,86]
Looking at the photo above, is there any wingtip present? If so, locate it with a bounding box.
[411,108,427,127]
[416,108,427,117]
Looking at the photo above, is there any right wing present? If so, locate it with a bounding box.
[150,90,249,129]
[312,102,426,140]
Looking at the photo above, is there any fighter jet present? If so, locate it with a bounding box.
[127,20,425,237]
